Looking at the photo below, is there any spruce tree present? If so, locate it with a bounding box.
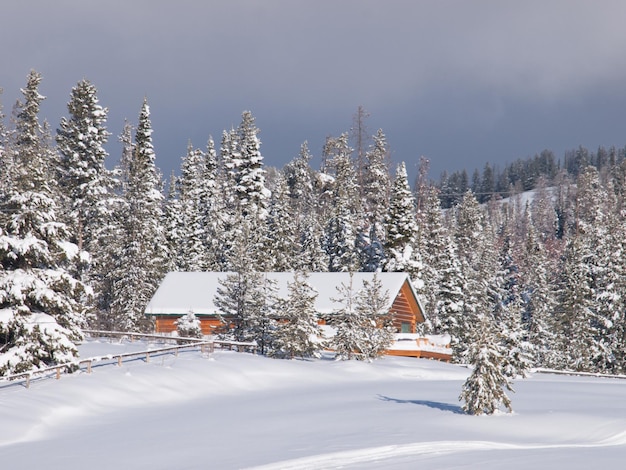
[519,219,556,367]
[362,129,391,225]
[56,79,113,253]
[330,273,394,361]
[354,274,395,360]
[234,111,270,219]
[263,173,297,271]
[178,143,208,271]
[460,316,514,415]
[272,272,322,359]
[324,134,360,272]
[0,71,88,375]
[383,162,421,280]
[110,98,166,331]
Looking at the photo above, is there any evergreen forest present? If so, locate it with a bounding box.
[2,71,626,377]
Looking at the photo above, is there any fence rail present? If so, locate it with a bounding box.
[534,367,626,380]
[0,330,257,390]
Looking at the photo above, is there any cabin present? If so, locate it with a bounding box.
[144,271,426,336]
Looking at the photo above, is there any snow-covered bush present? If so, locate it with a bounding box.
[175,312,203,339]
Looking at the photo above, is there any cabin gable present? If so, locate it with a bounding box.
[389,279,426,333]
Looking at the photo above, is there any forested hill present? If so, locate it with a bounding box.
[2,71,626,379]
[437,145,626,207]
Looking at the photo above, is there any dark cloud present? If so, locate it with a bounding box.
[3,0,626,183]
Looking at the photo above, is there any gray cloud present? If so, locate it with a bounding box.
[3,0,626,181]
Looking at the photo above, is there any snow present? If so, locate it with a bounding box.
[1,337,625,469]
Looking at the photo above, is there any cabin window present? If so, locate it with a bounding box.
[401,322,411,333]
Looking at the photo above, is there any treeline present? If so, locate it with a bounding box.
[1,71,626,378]
[438,145,626,207]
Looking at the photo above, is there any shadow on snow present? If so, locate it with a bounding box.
[377,394,465,414]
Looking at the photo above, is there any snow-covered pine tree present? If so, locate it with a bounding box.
[434,239,465,344]
[163,172,183,272]
[0,87,10,208]
[0,71,88,375]
[234,111,270,220]
[330,273,394,361]
[519,217,556,368]
[175,311,203,339]
[298,214,329,272]
[284,141,315,220]
[262,172,298,271]
[90,122,131,327]
[214,219,278,354]
[383,162,422,280]
[109,98,166,332]
[329,273,362,360]
[414,185,448,331]
[362,129,391,226]
[324,134,360,272]
[200,137,224,271]
[56,79,120,327]
[272,271,322,359]
[459,315,514,415]
[551,166,614,372]
[452,190,491,362]
[56,79,113,254]
[553,234,596,371]
[177,143,208,271]
[356,224,386,272]
[354,273,395,360]
[493,229,532,378]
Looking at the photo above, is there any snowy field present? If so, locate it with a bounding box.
[1,338,625,469]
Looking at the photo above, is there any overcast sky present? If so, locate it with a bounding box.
[3,0,626,184]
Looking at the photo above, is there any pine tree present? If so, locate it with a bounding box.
[298,214,328,272]
[330,273,362,360]
[163,172,183,272]
[272,272,322,359]
[362,129,390,225]
[324,134,360,272]
[354,274,395,360]
[177,143,208,271]
[0,71,88,375]
[56,79,113,253]
[459,316,514,415]
[553,235,597,371]
[415,186,449,331]
[200,137,224,271]
[383,162,421,280]
[330,273,394,361]
[110,98,166,331]
[452,190,491,362]
[263,173,298,271]
[91,122,131,327]
[234,111,270,219]
[519,220,556,367]
[284,141,315,220]
[175,311,203,339]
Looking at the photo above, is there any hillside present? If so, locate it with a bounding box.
[1,338,625,469]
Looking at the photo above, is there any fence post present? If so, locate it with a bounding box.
[117,356,122,367]
[26,375,30,389]
[145,351,150,363]
[87,360,92,374]
[56,367,61,380]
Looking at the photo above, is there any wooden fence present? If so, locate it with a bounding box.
[0,330,257,390]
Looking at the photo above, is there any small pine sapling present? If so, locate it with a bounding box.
[175,311,203,339]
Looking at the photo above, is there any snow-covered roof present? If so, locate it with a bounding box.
[145,272,422,317]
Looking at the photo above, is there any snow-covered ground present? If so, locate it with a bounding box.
[1,338,625,469]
